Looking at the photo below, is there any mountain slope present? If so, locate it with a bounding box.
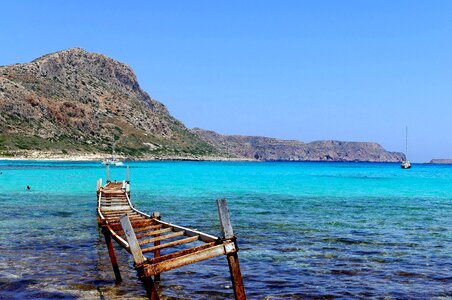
[191,129,405,162]
[0,48,404,162]
[0,48,216,158]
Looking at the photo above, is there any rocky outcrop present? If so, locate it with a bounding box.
[429,159,452,164]
[191,129,405,162]
[0,48,215,157]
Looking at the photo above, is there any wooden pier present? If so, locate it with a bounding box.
[96,169,246,299]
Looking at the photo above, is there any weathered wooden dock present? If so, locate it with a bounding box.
[96,168,246,299]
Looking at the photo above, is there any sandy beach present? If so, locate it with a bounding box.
[0,151,252,162]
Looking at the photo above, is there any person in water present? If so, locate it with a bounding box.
[26,185,30,190]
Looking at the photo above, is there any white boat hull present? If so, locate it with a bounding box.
[102,159,124,166]
[401,160,411,169]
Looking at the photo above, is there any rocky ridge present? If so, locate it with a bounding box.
[191,129,405,162]
[429,159,452,164]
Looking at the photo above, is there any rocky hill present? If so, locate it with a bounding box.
[0,48,216,158]
[429,159,452,164]
[0,48,404,162]
[191,129,405,162]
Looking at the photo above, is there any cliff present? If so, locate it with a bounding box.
[191,129,405,162]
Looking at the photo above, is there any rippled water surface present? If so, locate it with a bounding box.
[0,161,451,299]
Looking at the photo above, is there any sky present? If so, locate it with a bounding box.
[1,1,451,162]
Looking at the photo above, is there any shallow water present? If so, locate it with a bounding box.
[0,161,451,299]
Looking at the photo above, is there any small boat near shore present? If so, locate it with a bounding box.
[102,141,124,166]
[102,158,124,167]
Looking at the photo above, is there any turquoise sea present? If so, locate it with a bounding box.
[0,161,451,299]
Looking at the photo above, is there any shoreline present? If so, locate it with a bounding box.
[0,156,423,164]
[0,151,422,163]
[0,153,253,162]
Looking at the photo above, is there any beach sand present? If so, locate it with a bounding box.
[0,150,252,162]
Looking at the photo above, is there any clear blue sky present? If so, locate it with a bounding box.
[1,1,451,162]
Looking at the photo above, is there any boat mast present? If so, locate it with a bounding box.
[405,126,408,160]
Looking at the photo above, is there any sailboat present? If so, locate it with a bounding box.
[102,141,124,167]
[401,126,411,169]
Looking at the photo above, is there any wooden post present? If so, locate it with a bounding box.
[140,272,159,300]
[126,166,130,183]
[226,252,246,300]
[216,199,234,239]
[106,165,111,183]
[102,228,122,283]
[120,214,146,265]
[216,199,246,300]
[152,212,161,282]
[125,166,131,197]
[96,178,102,192]
[126,182,130,196]
[120,214,159,300]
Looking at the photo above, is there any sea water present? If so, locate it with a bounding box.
[0,161,451,299]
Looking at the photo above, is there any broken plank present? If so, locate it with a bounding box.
[149,242,216,264]
[120,215,146,265]
[142,235,200,253]
[135,228,172,239]
[139,231,185,246]
[144,243,236,276]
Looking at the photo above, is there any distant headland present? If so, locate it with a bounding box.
[0,48,404,162]
[429,159,452,164]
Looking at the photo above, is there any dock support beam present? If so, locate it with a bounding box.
[102,228,122,283]
[120,214,159,300]
[138,267,159,300]
[216,199,246,300]
[126,166,130,183]
[106,165,111,183]
[227,252,246,300]
[96,178,102,193]
[152,212,161,282]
